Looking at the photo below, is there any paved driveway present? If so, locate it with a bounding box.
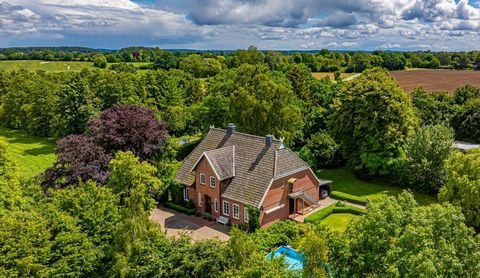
[149,205,230,241]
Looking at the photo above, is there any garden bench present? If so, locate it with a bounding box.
[216,216,229,225]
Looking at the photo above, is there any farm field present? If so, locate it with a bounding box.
[320,213,359,233]
[390,69,480,92]
[0,60,94,71]
[312,72,354,80]
[0,127,56,179]
[318,168,437,205]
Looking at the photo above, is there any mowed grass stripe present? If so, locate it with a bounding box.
[0,127,56,178]
[318,168,437,205]
[0,60,94,72]
[320,213,359,233]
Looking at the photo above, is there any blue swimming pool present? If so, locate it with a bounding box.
[266,246,305,271]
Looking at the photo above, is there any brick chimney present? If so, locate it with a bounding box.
[266,134,273,147]
[227,123,236,135]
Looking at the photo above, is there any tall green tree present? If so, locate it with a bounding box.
[0,138,22,210]
[107,151,163,275]
[329,68,416,176]
[439,148,480,230]
[331,192,480,277]
[452,98,480,143]
[394,125,454,193]
[207,64,303,142]
[411,88,456,126]
[56,73,99,136]
[297,228,329,278]
[453,84,480,105]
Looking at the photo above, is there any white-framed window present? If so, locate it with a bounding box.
[223,200,229,216]
[244,207,249,223]
[198,193,202,207]
[183,187,189,201]
[199,173,206,185]
[210,176,216,188]
[233,203,239,219]
[214,198,218,212]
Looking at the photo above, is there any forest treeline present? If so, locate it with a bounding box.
[2,46,480,71]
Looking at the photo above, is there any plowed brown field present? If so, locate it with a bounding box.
[390,70,480,93]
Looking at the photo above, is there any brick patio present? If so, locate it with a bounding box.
[149,205,230,241]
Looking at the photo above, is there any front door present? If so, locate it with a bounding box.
[289,198,295,214]
[204,195,212,214]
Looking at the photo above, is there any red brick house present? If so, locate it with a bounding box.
[175,124,331,227]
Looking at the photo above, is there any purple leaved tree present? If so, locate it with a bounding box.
[89,105,168,161]
[43,135,111,190]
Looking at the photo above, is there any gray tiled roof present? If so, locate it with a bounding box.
[275,148,309,177]
[175,128,312,207]
[204,146,235,181]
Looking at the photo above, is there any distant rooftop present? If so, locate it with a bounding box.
[453,141,480,151]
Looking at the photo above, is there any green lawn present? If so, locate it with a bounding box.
[318,168,437,205]
[320,213,359,233]
[0,127,56,178]
[0,60,94,71]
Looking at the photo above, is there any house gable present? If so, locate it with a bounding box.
[175,126,320,209]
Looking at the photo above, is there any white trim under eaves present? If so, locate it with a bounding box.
[190,151,207,173]
[265,204,285,214]
[190,152,221,181]
[307,167,322,185]
[232,145,236,177]
[257,178,274,209]
[204,154,221,180]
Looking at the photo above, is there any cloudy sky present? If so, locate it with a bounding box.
[1,0,480,50]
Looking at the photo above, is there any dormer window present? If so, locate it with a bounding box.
[210,176,216,188]
[200,173,206,185]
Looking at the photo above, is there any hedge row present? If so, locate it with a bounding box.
[304,202,367,223]
[332,206,367,216]
[304,202,338,223]
[164,201,197,215]
[330,191,367,206]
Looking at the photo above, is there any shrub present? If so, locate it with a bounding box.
[247,205,260,233]
[185,199,194,209]
[304,202,367,224]
[93,55,107,68]
[330,191,367,206]
[164,201,196,215]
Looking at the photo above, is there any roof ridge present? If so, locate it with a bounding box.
[205,145,233,153]
[210,127,283,143]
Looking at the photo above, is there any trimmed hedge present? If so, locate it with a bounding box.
[164,201,196,215]
[332,206,367,216]
[330,191,367,206]
[304,202,337,223]
[304,202,367,223]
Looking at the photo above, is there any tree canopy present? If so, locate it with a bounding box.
[329,68,416,176]
[439,148,480,230]
[394,125,454,193]
[331,192,480,277]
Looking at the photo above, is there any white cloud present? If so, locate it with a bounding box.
[1,0,480,50]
